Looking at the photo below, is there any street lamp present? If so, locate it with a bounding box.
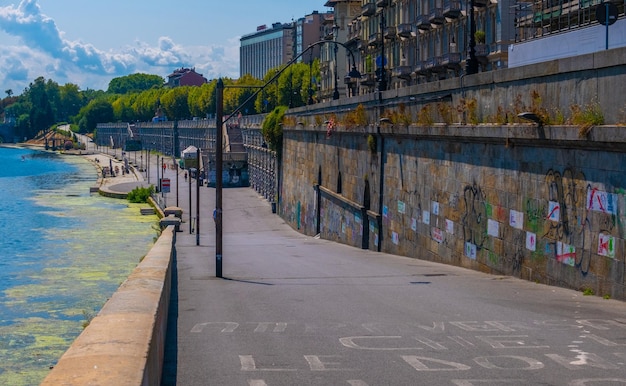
[332,24,340,100]
[213,39,360,278]
[377,3,387,92]
[466,0,479,75]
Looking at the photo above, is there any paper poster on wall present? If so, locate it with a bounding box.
[556,242,575,266]
[465,242,477,260]
[487,219,499,237]
[374,233,379,247]
[383,205,389,218]
[587,189,617,215]
[342,222,346,234]
[369,220,376,233]
[547,201,560,221]
[411,218,417,231]
[526,231,536,251]
[392,231,399,245]
[445,219,454,234]
[398,201,406,214]
[422,210,430,225]
[432,201,440,215]
[598,233,615,258]
[509,210,524,229]
[432,227,443,243]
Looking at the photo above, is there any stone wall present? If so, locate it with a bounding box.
[279,122,626,300]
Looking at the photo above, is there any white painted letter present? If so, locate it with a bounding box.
[401,355,471,371]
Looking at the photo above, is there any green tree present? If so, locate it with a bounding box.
[27,77,55,138]
[261,105,287,158]
[188,82,216,118]
[161,86,191,120]
[112,93,137,122]
[79,99,114,132]
[224,74,262,115]
[108,73,164,94]
[59,83,83,123]
[255,68,280,113]
[132,88,166,122]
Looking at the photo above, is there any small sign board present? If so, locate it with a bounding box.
[596,2,618,26]
[161,178,170,193]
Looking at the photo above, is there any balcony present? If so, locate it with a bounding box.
[397,23,413,38]
[360,72,376,86]
[368,33,381,47]
[392,66,413,80]
[424,56,447,72]
[423,57,439,71]
[443,0,462,18]
[429,8,445,25]
[362,2,376,17]
[416,15,431,31]
[439,52,462,68]
[384,26,396,39]
[376,0,391,7]
[414,61,430,76]
[475,44,489,57]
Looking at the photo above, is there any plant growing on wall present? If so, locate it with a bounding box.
[382,104,412,127]
[367,134,377,153]
[262,105,287,158]
[417,104,434,126]
[569,100,604,137]
[530,90,550,124]
[475,30,486,44]
[344,104,369,129]
[436,102,454,124]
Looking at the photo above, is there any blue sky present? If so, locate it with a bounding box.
[0,0,329,94]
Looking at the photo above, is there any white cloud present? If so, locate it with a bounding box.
[0,0,240,94]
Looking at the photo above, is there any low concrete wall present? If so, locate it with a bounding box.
[41,226,176,386]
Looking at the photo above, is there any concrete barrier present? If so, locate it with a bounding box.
[41,226,176,386]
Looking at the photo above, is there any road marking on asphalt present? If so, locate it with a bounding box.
[239,355,297,372]
[304,355,354,371]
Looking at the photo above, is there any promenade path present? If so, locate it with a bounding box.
[92,146,626,386]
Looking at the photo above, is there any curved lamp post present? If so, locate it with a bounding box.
[212,39,361,277]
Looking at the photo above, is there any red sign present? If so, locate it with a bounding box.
[161,178,170,193]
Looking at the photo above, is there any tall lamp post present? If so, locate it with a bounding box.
[332,24,340,100]
[466,0,479,75]
[213,39,360,278]
[377,4,387,92]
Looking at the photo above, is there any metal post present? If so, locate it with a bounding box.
[379,9,387,92]
[333,41,340,100]
[188,168,192,234]
[175,157,179,207]
[147,150,150,184]
[215,79,224,278]
[196,148,200,246]
[466,0,479,75]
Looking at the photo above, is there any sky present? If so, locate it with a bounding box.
[0,0,330,95]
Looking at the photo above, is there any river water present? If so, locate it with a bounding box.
[0,146,157,385]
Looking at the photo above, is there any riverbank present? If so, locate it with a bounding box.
[0,145,159,385]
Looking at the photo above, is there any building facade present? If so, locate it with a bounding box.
[337,0,516,93]
[166,67,208,87]
[240,23,295,80]
[295,11,330,61]
[326,0,624,95]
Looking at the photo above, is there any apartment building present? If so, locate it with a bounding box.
[240,23,295,80]
[325,0,624,94]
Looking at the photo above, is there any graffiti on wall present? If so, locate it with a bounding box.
[542,168,621,275]
[462,183,488,252]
